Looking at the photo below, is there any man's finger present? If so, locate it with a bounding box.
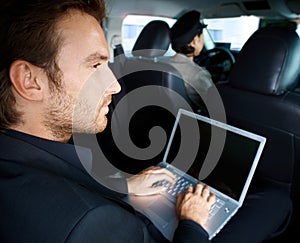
[176,192,183,205]
[148,173,176,186]
[201,185,211,198]
[137,185,167,196]
[146,167,176,179]
[194,183,204,195]
[208,193,216,204]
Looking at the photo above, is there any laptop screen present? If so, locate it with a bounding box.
[164,109,265,201]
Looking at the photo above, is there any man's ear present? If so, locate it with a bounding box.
[190,35,199,48]
[9,60,44,101]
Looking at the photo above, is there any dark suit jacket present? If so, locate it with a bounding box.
[0,130,209,243]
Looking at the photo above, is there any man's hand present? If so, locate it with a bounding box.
[126,166,175,196]
[176,183,215,228]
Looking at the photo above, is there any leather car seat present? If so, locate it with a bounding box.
[208,26,300,242]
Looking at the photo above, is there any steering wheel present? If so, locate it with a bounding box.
[195,47,235,83]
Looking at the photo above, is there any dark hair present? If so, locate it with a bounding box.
[0,0,106,129]
[176,45,196,55]
[175,32,202,55]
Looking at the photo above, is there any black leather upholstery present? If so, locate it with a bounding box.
[229,27,300,95]
[131,20,171,58]
[209,26,300,241]
[114,43,125,57]
[98,20,196,173]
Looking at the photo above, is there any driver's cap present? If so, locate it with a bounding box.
[170,10,207,51]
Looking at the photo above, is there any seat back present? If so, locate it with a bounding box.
[123,20,193,103]
[209,26,300,241]
[98,20,195,173]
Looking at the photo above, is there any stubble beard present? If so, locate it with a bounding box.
[43,87,109,142]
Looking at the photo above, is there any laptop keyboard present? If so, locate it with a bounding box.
[153,174,225,219]
[207,198,225,220]
[165,175,193,201]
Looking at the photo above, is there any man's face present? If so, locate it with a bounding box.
[44,10,120,138]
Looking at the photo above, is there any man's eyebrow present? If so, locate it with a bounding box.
[84,52,108,64]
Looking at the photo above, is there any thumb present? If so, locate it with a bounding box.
[175,192,183,216]
[136,185,167,196]
[176,192,183,206]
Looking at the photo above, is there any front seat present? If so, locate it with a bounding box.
[120,20,196,111]
[97,20,196,174]
[208,26,300,242]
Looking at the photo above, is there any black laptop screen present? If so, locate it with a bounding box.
[165,112,261,201]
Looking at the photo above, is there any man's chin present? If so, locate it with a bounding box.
[95,117,108,134]
[72,117,107,135]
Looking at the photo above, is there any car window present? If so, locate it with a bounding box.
[203,16,260,51]
[260,18,300,38]
[122,14,260,57]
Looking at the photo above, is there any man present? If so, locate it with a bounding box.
[0,0,215,242]
[164,10,213,111]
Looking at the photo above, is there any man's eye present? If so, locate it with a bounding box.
[93,63,101,68]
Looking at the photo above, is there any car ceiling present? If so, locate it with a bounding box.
[105,0,300,20]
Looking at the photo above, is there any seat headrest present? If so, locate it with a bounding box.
[132,20,170,58]
[229,27,300,95]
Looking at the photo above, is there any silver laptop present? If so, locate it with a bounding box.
[124,108,266,240]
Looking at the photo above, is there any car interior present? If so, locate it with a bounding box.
[96,0,300,242]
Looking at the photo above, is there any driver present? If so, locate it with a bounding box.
[164,10,213,111]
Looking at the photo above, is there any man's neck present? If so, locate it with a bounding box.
[9,126,71,143]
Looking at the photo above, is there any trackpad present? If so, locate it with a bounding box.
[144,198,177,229]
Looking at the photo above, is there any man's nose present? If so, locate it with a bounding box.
[106,80,121,95]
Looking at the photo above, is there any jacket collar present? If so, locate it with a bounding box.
[0,129,91,172]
